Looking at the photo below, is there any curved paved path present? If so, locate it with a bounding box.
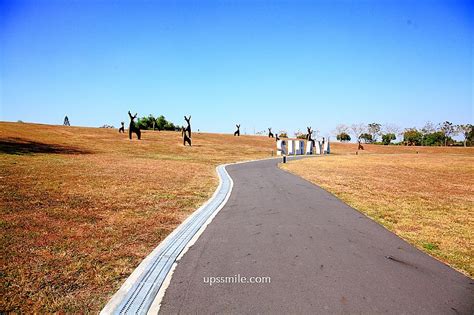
[159,158,473,314]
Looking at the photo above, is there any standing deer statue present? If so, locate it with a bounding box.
[128,111,141,140]
[182,115,192,146]
[268,128,274,138]
[118,122,125,133]
[234,124,240,136]
[307,127,315,145]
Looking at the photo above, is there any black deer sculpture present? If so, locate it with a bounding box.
[182,115,192,146]
[307,127,315,145]
[119,122,125,133]
[268,128,274,138]
[128,111,141,140]
[234,124,240,136]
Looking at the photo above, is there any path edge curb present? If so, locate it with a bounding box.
[100,163,234,315]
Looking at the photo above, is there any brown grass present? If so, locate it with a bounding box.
[281,144,474,277]
[0,122,275,312]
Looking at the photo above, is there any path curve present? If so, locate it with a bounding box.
[158,158,473,314]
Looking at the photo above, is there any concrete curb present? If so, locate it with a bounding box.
[100,164,234,315]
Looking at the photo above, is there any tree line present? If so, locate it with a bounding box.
[135,114,181,131]
[335,122,474,147]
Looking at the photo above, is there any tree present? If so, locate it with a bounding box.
[350,123,366,142]
[336,132,351,142]
[457,124,473,147]
[423,131,446,146]
[155,115,167,130]
[137,114,177,131]
[439,121,457,146]
[137,114,155,130]
[384,123,401,137]
[421,121,436,135]
[367,123,381,143]
[403,128,423,146]
[335,124,349,137]
[381,133,396,145]
[359,133,373,143]
[421,121,437,145]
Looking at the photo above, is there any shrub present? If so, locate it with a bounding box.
[336,132,351,142]
[381,133,396,145]
[422,131,446,146]
[403,128,423,146]
[360,133,373,143]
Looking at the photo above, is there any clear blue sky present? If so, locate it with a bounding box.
[1,0,472,137]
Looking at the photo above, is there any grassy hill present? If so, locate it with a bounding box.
[0,122,277,312]
[2,122,473,312]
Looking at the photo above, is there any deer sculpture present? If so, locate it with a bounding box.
[128,111,141,140]
[182,115,192,146]
[275,133,280,141]
[307,127,315,145]
[184,116,191,138]
[268,128,274,138]
[119,122,125,133]
[234,124,240,136]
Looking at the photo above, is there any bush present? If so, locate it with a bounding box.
[336,132,351,142]
[422,131,446,146]
[381,133,396,145]
[360,133,373,143]
[137,114,177,131]
[403,128,423,146]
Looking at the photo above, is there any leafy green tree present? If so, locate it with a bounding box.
[155,115,167,131]
[381,133,396,145]
[422,131,446,146]
[403,128,423,146]
[137,114,156,130]
[359,133,373,143]
[136,114,177,131]
[336,132,351,142]
[163,121,176,131]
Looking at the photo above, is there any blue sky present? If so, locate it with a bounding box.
[1,0,472,137]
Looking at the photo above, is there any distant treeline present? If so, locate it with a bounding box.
[136,114,181,131]
[335,122,474,147]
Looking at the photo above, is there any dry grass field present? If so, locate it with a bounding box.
[2,124,473,312]
[0,122,275,312]
[281,144,474,277]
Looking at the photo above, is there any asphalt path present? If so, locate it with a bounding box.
[159,158,473,314]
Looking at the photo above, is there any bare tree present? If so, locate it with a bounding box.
[367,123,381,143]
[351,123,366,142]
[383,123,401,136]
[421,121,436,135]
[457,124,473,147]
[335,124,350,135]
[439,121,457,146]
